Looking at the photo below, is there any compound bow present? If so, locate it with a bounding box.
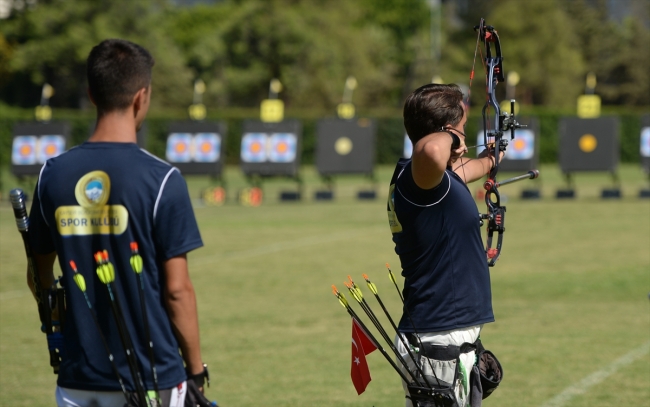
[471,19,539,267]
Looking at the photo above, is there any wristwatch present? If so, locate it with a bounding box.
[187,363,210,388]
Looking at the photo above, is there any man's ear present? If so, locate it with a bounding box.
[132,87,148,117]
[87,89,96,107]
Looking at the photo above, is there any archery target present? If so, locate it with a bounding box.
[315,118,375,175]
[12,122,71,176]
[640,127,650,157]
[641,115,650,174]
[475,118,540,172]
[241,133,268,163]
[193,133,220,163]
[12,136,38,165]
[240,119,302,177]
[476,128,535,159]
[558,117,619,172]
[38,135,66,162]
[404,134,413,158]
[166,133,193,163]
[505,129,534,160]
[166,122,226,176]
[268,133,297,163]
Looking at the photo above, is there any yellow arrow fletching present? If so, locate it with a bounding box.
[368,281,378,295]
[337,296,347,308]
[96,263,115,284]
[388,270,397,285]
[73,273,86,292]
[346,283,362,303]
[354,286,364,300]
[96,265,109,284]
[130,254,143,274]
[106,262,115,282]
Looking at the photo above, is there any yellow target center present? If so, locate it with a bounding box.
[579,134,598,153]
[251,142,262,153]
[513,139,526,150]
[276,142,288,153]
[201,142,211,153]
[176,143,187,153]
[334,137,353,155]
[20,145,32,155]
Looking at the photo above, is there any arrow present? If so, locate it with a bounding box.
[362,273,439,389]
[331,286,411,384]
[95,250,149,406]
[129,242,161,406]
[70,260,129,404]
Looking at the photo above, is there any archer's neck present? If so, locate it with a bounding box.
[88,109,141,143]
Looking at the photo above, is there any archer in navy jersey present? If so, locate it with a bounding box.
[389,84,505,407]
[30,142,202,391]
[25,39,214,407]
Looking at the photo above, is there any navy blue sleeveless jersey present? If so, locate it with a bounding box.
[29,142,203,392]
[387,159,494,333]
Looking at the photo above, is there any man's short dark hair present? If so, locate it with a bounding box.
[403,83,465,145]
[87,39,155,112]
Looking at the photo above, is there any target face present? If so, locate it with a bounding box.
[241,133,268,163]
[476,129,534,160]
[640,127,650,157]
[194,133,220,163]
[12,136,38,165]
[404,134,413,158]
[166,133,193,162]
[166,122,225,176]
[240,119,302,177]
[505,129,534,160]
[38,135,66,162]
[268,133,297,163]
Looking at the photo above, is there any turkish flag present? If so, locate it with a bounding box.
[351,318,377,395]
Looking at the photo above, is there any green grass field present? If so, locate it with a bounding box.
[1,164,649,407]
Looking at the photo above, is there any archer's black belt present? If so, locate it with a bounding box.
[407,334,480,361]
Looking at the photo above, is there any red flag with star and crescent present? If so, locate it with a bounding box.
[351,318,377,395]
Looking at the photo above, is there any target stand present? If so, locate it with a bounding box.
[315,118,377,200]
[240,119,302,203]
[558,117,621,199]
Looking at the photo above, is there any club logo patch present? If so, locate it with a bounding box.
[55,171,128,236]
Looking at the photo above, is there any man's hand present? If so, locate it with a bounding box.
[448,135,468,166]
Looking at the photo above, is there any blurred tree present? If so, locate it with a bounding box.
[358,0,429,103]
[164,3,231,107]
[173,0,397,110]
[563,0,650,105]
[1,0,193,109]
[484,0,585,108]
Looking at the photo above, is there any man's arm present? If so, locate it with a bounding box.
[412,132,466,189]
[27,251,57,302]
[163,254,204,377]
[452,149,506,184]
